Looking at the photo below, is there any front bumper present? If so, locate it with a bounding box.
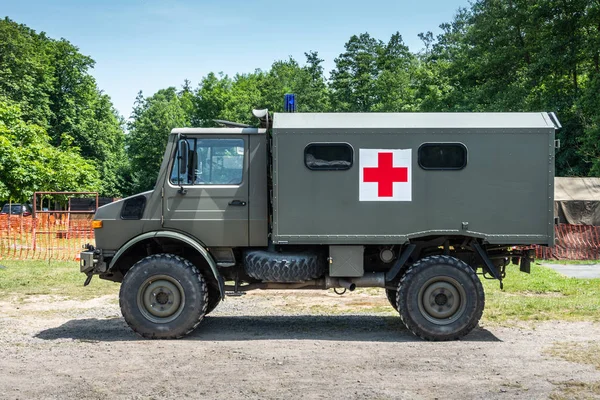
[80,251,96,273]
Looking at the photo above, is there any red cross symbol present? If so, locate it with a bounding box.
[363,152,408,197]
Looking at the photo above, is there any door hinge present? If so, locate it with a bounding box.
[161,187,164,198]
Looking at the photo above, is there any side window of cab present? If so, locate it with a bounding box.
[170,138,245,185]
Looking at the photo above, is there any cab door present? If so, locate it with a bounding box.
[162,135,249,247]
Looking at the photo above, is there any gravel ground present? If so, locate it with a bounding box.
[1,290,600,399]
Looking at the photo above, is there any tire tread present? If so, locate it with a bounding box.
[385,288,399,312]
[397,255,485,341]
[244,251,326,282]
[119,253,208,339]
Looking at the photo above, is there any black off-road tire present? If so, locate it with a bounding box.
[119,253,208,339]
[244,250,326,282]
[385,288,399,312]
[205,284,221,316]
[397,255,484,341]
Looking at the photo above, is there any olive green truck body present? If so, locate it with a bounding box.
[80,111,560,341]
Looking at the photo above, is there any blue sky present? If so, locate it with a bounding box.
[2,0,470,118]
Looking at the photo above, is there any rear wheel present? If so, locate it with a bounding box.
[397,255,484,341]
[385,288,399,311]
[120,254,208,339]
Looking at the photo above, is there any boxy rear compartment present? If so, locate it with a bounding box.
[271,112,557,246]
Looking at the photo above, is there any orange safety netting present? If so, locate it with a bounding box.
[533,224,600,260]
[0,214,94,261]
[1,216,598,262]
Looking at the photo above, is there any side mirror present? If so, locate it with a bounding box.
[178,139,188,175]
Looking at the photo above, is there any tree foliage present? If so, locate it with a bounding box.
[329,32,417,112]
[0,17,125,202]
[0,98,99,201]
[126,88,190,194]
[421,1,600,175]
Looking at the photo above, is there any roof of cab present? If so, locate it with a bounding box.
[273,112,560,130]
[171,127,266,135]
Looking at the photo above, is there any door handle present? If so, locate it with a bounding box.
[228,200,247,206]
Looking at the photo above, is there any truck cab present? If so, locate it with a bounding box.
[162,128,269,248]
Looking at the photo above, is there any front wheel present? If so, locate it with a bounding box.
[120,254,208,339]
[205,284,221,316]
[397,255,484,341]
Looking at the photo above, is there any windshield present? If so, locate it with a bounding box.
[1,204,27,214]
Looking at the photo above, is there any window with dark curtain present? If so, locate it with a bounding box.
[304,143,353,171]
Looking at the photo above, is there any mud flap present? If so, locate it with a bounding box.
[520,249,535,274]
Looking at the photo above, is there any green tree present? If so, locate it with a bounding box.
[420,0,598,176]
[0,18,127,197]
[577,1,600,174]
[192,72,233,127]
[372,33,418,112]
[302,51,330,112]
[0,17,53,125]
[126,88,190,193]
[46,38,127,195]
[0,98,99,202]
[330,33,382,111]
[222,71,266,125]
[191,53,329,128]
[413,31,454,111]
[330,33,417,112]
[262,54,329,112]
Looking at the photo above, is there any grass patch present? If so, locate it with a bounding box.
[0,259,119,300]
[549,381,600,400]
[482,263,600,323]
[546,341,600,370]
[547,341,600,400]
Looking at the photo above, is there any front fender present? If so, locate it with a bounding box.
[109,231,225,299]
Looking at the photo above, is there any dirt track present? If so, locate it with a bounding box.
[1,290,600,399]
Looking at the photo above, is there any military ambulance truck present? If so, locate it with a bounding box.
[80,109,561,341]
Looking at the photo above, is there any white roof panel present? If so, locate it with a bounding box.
[273,112,558,130]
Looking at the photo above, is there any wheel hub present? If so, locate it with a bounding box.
[434,292,448,306]
[418,277,467,325]
[155,291,169,305]
[137,275,185,324]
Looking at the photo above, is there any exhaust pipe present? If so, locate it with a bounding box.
[326,273,386,290]
[223,273,388,293]
[337,279,356,292]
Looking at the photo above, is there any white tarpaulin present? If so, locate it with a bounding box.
[554,177,600,226]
